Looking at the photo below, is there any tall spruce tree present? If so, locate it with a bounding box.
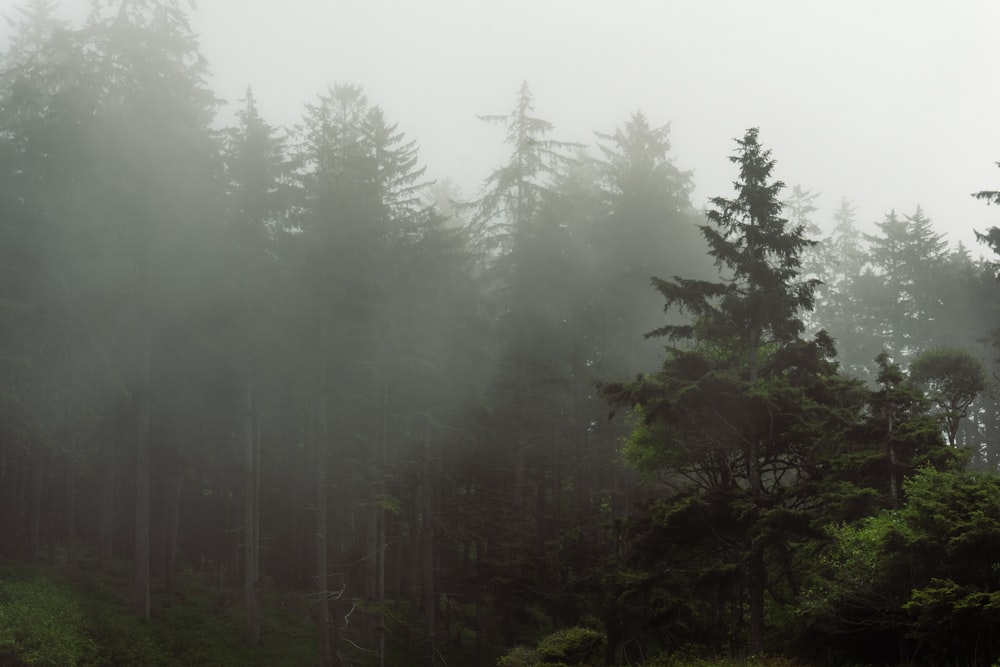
[864,207,948,361]
[461,82,583,646]
[296,82,437,665]
[811,198,873,377]
[591,111,705,374]
[603,128,833,654]
[221,88,295,648]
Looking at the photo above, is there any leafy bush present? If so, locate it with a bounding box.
[536,626,605,664]
[645,653,809,667]
[497,627,605,667]
[497,645,541,667]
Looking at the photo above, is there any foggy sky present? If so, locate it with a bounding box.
[6,0,1000,252]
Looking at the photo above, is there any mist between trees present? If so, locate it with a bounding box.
[4,2,1000,667]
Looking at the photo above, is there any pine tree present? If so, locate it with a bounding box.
[91,0,220,620]
[864,207,948,361]
[603,128,832,654]
[471,81,576,248]
[783,186,823,277]
[297,82,438,665]
[459,82,586,646]
[590,111,704,373]
[0,0,221,611]
[811,199,876,378]
[221,88,296,648]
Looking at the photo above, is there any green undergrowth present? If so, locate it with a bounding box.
[495,628,825,667]
[646,657,814,667]
[0,558,884,667]
[0,558,316,666]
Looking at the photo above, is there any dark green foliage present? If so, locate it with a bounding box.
[806,468,1000,665]
[601,128,838,656]
[647,128,818,350]
[910,347,987,445]
[536,627,605,665]
[497,646,544,667]
[496,627,605,667]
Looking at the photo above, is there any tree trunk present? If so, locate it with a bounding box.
[27,452,42,562]
[0,447,17,558]
[421,429,436,667]
[887,415,898,504]
[133,332,151,619]
[376,507,386,667]
[99,433,115,561]
[65,451,75,565]
[63,404,76,565]
[163,471,182,597]
[748,545,766,654]
[243,374,260,647]
[375,377,389,667]
[746,325,765,654]
[364,486,378,650]
[46,457,56,564]
[316,393,332,667]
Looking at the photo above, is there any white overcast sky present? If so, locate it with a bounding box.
[5,0,1000,254]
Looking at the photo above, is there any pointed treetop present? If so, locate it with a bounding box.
[648,128,818,347]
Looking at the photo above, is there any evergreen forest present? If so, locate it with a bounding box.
[5,3,1000,666]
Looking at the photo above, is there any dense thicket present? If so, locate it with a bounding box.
[3,3,1000,667]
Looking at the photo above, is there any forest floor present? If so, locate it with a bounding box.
[0,554,317,666]
[0,555,847,667]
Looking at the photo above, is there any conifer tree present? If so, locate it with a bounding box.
[603,128,832,654]
[812,199,877,378]
[851,207,946,365]
[297,82,437,665]
[221,88,295,648]
[783,185,823,281]
[463,81,584,646]
[590,111,704,373]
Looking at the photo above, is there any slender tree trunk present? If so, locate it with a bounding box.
[151,476,166,579]
[99,432,115,561]
[374,378,388,667]
[163,470,182,596]
[887,415,898,504]
[65,451,75,565]
[133,330,151,619]
[243,374,260,647]
[0,447,14,558]
[376,508,385,667]
[254,409,261,576]
[62,403,76,565]
[748,545,765,654]
[421,429,436,667]
[747,324,765,654]
[316,391,332,667]
[46,455,56,563]
[27,452,42,562]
